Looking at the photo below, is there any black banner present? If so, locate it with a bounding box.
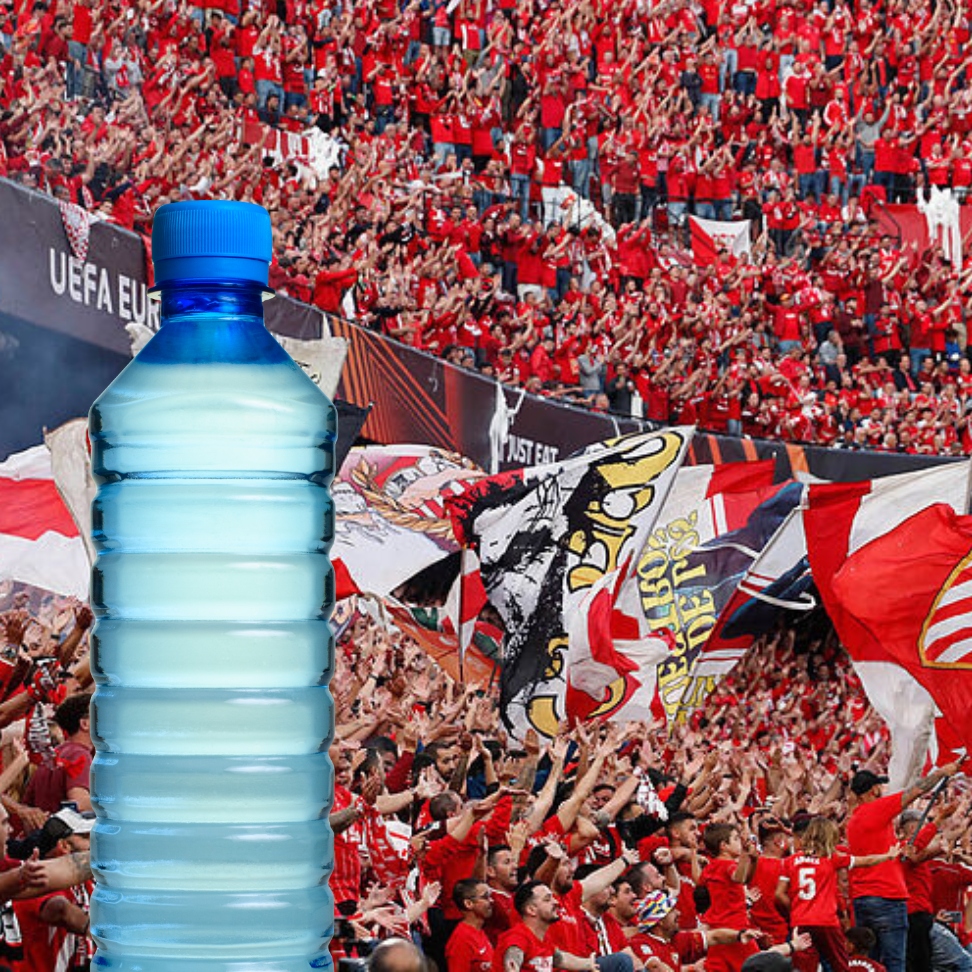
[329,315,956,482]
[0,179,325,461]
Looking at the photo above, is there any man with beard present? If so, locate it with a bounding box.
[570,865,635,971]
[536,843,638,971]
[493,881,605,972]
[664,813,703,931]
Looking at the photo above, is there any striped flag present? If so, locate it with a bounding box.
[0,444,89,599]
[921,554,972,665]
[444,547,488,678]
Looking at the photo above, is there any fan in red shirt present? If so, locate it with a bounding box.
[699,823,760,972]
[447,879,495,972]
[422,789,513,924]
[492,880,606,972]
[846,763,962,972]
[750,820,792,947]
[13,807,94,972]
[628,889,812,970]
[777,817,899,972]
[897,804,952,972]
[847,927,887,971]
[484,844,520,937]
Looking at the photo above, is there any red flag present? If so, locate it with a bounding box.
[804,465,972,784]
[831,504,972,758]
[444,547,488,677]
[0,445,89,598]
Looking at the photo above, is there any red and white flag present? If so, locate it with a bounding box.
[444,547,488,676]
[332,445,484,599]
[568,457,775,724]
[804,462,972,786]
[0,444,89,599]
[689,215,751,266]
[58,198,94,263]
[831,503,972,762]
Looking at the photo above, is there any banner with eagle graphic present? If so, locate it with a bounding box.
[331,445,485,599]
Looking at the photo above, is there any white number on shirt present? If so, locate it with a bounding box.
[797,866,817,901]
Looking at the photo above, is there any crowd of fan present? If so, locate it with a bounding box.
[1,583,972,972]
[5,0,972,451]
[328,610,972,972]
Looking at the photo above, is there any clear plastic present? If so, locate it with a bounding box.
[88,281,336,972]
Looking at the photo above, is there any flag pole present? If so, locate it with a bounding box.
[458,548,466,684]
[907,776,950,846]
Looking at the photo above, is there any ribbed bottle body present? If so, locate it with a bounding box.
[88,287,336,972]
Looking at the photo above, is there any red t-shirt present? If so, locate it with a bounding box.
[782,851,851,927]
[629,929,706,969]
[493,922,555,972]
[23,740,92,813]
[13,890,76,972]
[902,824,937,914]
[447,921,494,972]
[700,857,750,930]
[847,793,907,900]
[484,888,516,937]
[751,856,789,943]
[546,882,585,953]
[850,959,887,971]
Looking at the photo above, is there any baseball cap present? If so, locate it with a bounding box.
[851,770,890,795]
[37,808,94,857]
[637,891,677,930]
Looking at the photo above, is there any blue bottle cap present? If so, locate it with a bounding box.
[151,200,272,288]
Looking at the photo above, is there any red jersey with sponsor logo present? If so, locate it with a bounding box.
[447,921,494,972]
[493,922,555,972]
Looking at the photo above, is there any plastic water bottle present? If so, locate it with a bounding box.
[88,201,336,972]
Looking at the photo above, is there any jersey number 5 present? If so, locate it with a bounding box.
[797,867,817,901]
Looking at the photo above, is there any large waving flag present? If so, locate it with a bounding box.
[448,429,693,738]
[640,470,802,721]
[711,504,816,659]
[804,462,972,787]
[570,459,778,725]
[0,445,89,599]
[831,503,972,761]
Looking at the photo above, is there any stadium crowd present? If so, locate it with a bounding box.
[1,584,971,972]
[5,0,972,452]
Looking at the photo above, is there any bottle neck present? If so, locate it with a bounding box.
[156,279,268,324]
